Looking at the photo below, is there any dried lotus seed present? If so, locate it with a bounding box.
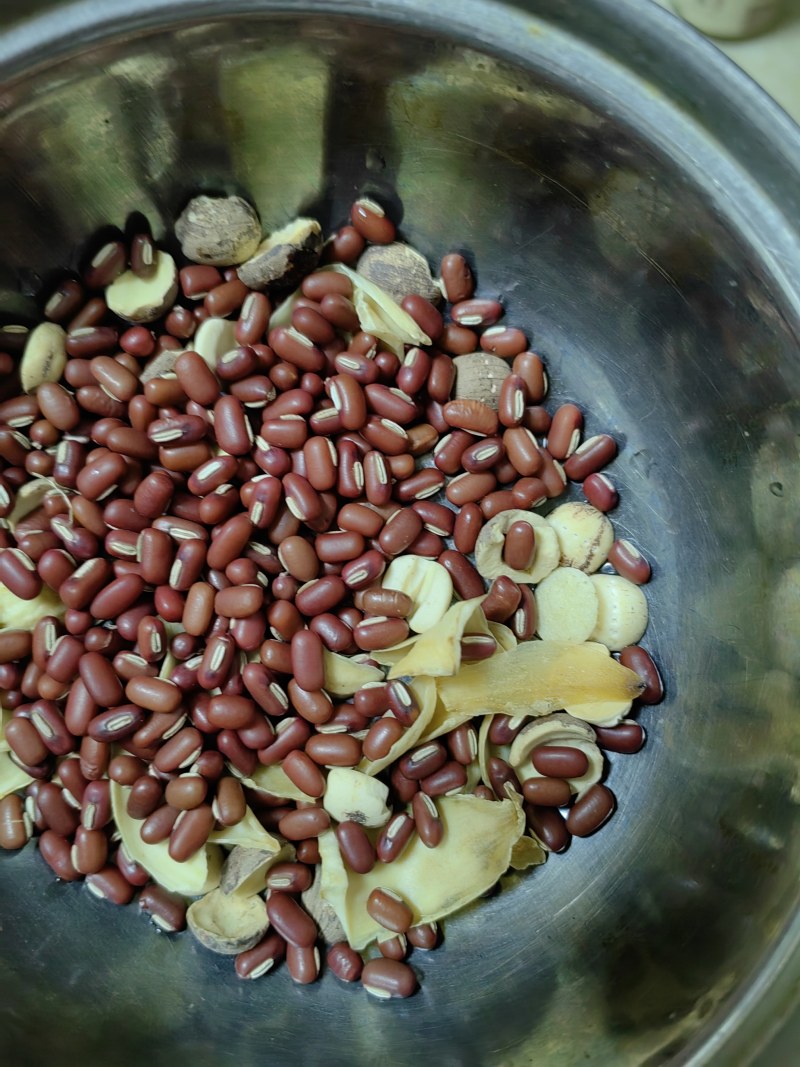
[534,567,599,643]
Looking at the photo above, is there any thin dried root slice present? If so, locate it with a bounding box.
[534,567,599,642]
[323,767,391,828]
[385,597,486,680]
[20,322,67,393]
[359,676,437,776]
[220,844,295,896]
[0,751,32,799]
[238,217,323,290]
[187,888,268,955]
[208,806,282,853]
[435,640,644,726]
[0,705,9,752]
[7,477,55,532]
[105,250,178,323]
[110,780,221,896]
[247,763,317,803]
[474,509,559,584]
[546,502,613,573]
[589,574,649,651]
[488,621,517,653]
[509,713,603,796]
[0,584,65,630]
[509,834,547,870]
[381,555,453,635]
[192,316,237,369]
[318,793,524,950]
[321,264,431,355]
[323,649,383,697]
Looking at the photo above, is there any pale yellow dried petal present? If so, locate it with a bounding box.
[110,780,221,896]
[318,793,524,949]
[0,751,32,799]
[359,676,436,776]
[435,640,644,725]
[386,596,486,679]
[323,649,384,696]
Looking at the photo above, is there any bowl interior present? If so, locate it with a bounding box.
[1,3,800,1064]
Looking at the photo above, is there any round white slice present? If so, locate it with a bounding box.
[547,502,614,573]
[589,574,648,651]
[534,567,599,642]
[382,556,453,633]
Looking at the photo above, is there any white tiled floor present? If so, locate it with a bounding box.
[657,0,800,122]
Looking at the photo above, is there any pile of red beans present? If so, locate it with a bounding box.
[0,197,661,998]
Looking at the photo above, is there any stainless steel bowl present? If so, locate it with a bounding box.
[1,2,800,1063]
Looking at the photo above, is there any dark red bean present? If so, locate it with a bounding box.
[361,958,417,999]
[139,883,188,932]
[593,721,646,754]
[336,820,376,874]
[439,253,474,303]
[619,645,663,703]
[267,890,318,947]
[566,784,616,837]
[327,942,363,983]
[38,830,81,881]
[522,777,572,807]
[350,198,395,243]
[235,931,286,980]
[276,806,330,841]
[526,804,571,852]
[531,746,589,779]
[608,540,651,585]
[584,472,618,512]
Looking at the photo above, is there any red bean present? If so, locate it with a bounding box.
[522,776,572,807]
[608,539,651,584]
[526,804,570,852]
[327,942,363,983]
[277,805,330,840]
[212,776,247,827]
[594,721,646,754]
[566,784,616,837]
[267,889,318,947]
[367,887,413,933]
[401,295,443,341]
[531,746,589,778]
[336,820,376,874]
[361,958,417,999]
[619,645,663,703]
[350,198,395,244]
[438,549,484,600]
[584,472,619,512]
[439,253,474,303]
[168,804,214,861]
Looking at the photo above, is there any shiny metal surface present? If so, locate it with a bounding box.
[1,2,800,1064]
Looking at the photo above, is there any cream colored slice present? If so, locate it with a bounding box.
[560,698,632,727]
[318,793,524,949]
[208,806,282,853]
[509,834,548,870]
[386,596,486,679]
[323,649,383,697]
[247,762,316,802]
[488,621,517,652]
[110,780,221,896]
[193,316,237,369]
[0,751,32,799]
[589,574,649,651]
[547,502,614,573]
[0,584,65,629]
[382,555,453,634]
[19,322,67,393]
[435,640,644,726]
[105,250,178,323]
[319,264,431,355]
[323,767,391,827]
[7,478,57,532]
[534,567,599,642]
[474,509,560,584]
